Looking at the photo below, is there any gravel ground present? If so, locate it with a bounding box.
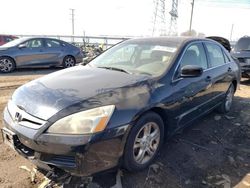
[0,68,249,188]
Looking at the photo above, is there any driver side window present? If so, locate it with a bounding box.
[180,43,208,70]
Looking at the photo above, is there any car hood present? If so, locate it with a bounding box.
[207,36,231,52]
[11,66,150,120]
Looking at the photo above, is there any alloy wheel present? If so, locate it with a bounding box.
[0,58,13,73]
[133,122,160,164]
[64,57,75,67]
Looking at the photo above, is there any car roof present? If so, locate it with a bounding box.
[126,36,214,45]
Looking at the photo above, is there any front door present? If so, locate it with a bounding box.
[15,38,47,67]
[169,42,214,129]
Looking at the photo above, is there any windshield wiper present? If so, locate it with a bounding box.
[98,66,131,74]
[241,49,250,51]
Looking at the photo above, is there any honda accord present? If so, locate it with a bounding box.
[2,37,240,176]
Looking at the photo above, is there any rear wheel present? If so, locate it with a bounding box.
[0,57,15,73]
[217,84,235,113]
[123,112,164,172]
[63,56,76,68]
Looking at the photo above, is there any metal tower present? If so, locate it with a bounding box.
[152,0,167,36]
[168,0,178,36]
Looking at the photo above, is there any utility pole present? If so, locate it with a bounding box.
[70,9,75,42]
[230,24,234,41]
[189,0,195,35]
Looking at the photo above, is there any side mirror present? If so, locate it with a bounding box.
[181,65,203,77]
[18,43,27,49]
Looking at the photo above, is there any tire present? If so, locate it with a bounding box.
[0,57,16,73]
[123,112,164,172]
[63,56,76,68]
[217,84,235,113]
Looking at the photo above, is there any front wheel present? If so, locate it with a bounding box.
[217,84,235,113]
[0,57,16,73]
[123,112,164,172]
[63,56,76,68]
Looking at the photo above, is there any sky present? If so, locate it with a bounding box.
[1,0,250,41]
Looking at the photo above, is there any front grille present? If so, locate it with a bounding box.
[42,155,76,168]
[7,100,46,129]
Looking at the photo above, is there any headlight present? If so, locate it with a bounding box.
[47,105,115,134]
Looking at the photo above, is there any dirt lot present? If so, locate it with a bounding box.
[0,68,250,188]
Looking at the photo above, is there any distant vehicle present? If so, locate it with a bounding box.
[0,37,84,73]
[231,36,250,77]
[2,37,240,177]
[0,35,18,46]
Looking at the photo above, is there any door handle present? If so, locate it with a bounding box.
[228,67,232,72]
[205,76,211,82]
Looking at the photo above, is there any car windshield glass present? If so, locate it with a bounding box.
[89,40,179,77]
[235,38,250,51]
[1,38,28,48]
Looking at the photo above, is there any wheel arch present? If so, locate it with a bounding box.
[132,107,170,140]
[64,54,75,60]
[0,55,16,65]
[232,79,237,92]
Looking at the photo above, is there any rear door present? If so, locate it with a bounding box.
[170,42,214,128]
[15,38,48,67]
[204,42,232,103]
[43,39,65,66]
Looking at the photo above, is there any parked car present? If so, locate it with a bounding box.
[0,35,18,46]
[0,37,84,73]
[2,37,240,177]
[231,36,250,77]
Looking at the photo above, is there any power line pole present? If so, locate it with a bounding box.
[189,0,195,34]
[152,0,167,36]
[230,24,234,41]
[169,0,179,36]
[70,8,75,42]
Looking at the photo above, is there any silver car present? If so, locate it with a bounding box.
[0,37,84,73]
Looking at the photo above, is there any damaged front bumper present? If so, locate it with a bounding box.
[2,107,130,176]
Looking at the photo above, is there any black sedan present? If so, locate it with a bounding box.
[0,37,84,73]
[2,37,240,176]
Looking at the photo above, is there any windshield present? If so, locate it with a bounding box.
[235,37,250,51]
[89,40,179,77]
[1,37,28,48]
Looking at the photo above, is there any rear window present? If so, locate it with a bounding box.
[236,37,250,50]
[45,39,62,48]
[205,43,225,67]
